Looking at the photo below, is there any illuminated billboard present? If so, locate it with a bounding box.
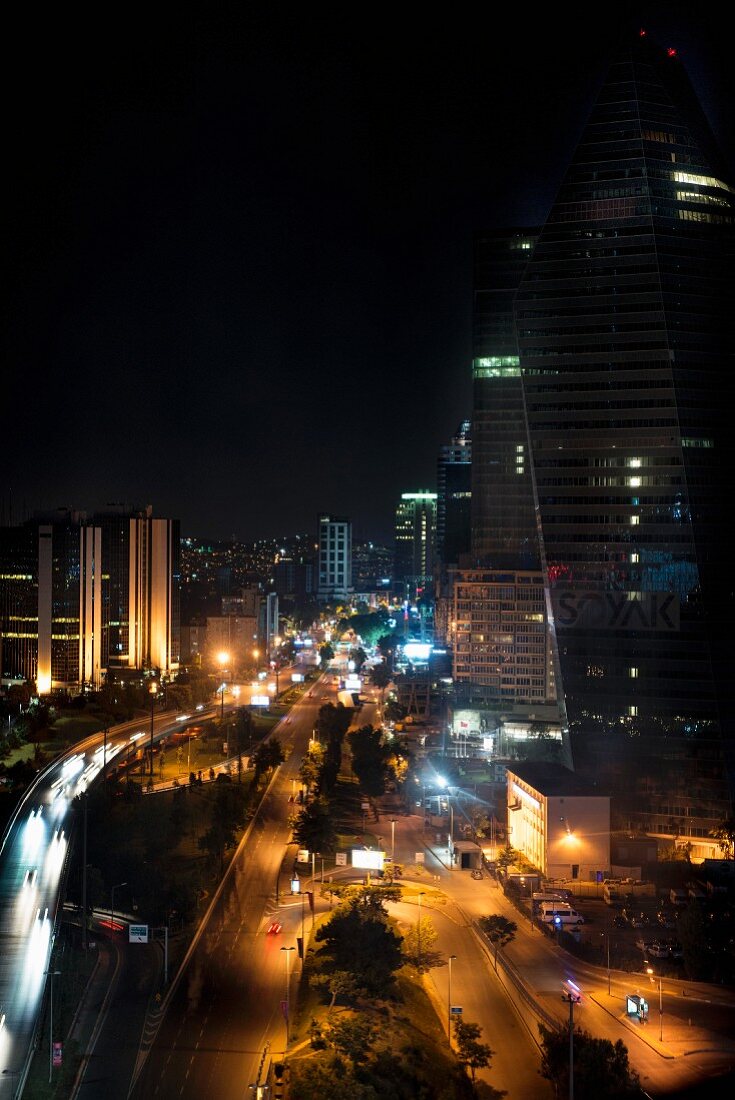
[351,849,385,871]
[403,642,432,661]
[250,695,271,707]
[291,673,304,682]
[345,675,362,691]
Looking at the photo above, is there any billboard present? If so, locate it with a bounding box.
[403,642,432,661]
[351,849,385,871]
[552,591,679,631]
[251,695,270,707]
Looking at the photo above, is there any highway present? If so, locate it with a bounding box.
[0,705,216,1096]
[129,677,335,1099]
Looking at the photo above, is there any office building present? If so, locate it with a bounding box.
[0,505,180,690]
[317,515,352,602]
[94,507,180,678]
[516,31,734,842]
[506,763,610,881]
[394,492,437,596]
[436,420,472,566]
[472,230,540,568]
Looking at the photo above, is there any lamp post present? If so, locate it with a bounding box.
[218,651,229,723]
[391,817,397,860]
[561,986,582,1100]
[149,682,158,781]
[280,945,295,1047]
[647,966,663,1042]
[110,881,127,939]
[417,892,425,967]
[447,954,457,1044]
[46,968,61,1083]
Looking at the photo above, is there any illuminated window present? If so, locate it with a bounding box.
[629,667,639,678]
[630,515,640,526]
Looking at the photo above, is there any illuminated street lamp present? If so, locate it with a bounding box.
[646,966,663,1042]
[148,682,158,781]
[218,651,229,722]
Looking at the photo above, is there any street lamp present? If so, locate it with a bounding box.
[45,968,61,1083]
[391,817,397,860]
[280,945,295,1047]
[110,881,128,939]
[218,651,229,722]
[646,966,663,1042]
[448,954,457,1044]
[148,681,158,781]
[561,982,582,1100]
[417,892,425,967]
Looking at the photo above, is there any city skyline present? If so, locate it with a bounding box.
[5,7,732,541]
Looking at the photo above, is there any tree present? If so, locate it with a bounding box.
[327,1015,378,1064]
[710,817,735,859]
[319,642,335,665]
[453,1020,493,1082]
[310,969,360,1012]
[293,796,337,853]
[252,737,285,780]
[369,662,391,691]
[315,899,403,995]
[348,724,390,798]
[539,1024,643,1099]
[479,914,517,971]
[402,916,438,970]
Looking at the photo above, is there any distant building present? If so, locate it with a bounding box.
[93,506,180,678]
[0,504,180,691]
[317,515,352,602]
[394,492,436,596]
[506,763,610,881]
[436,420,471,566]
[444,567,556,707]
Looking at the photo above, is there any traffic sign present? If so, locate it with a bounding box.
[450,1006,463,1016]
[129,924,149,943]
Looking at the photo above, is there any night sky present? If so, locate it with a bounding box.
[5,5,732,542]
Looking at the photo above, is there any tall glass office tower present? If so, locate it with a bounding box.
[516,31,734,842]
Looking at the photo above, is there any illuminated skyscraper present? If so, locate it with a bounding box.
[394,492,437,596]
[516,31,734,845]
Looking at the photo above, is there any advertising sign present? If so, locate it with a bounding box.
[250,695,270,707]
[53,1042,63,1067]
[129,924,149,943]
[552,590,679,631]
[335,852,347,866]
[291,673,304,682]
[351,849,385,871]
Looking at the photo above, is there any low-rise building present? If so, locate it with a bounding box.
[506,762,610,881]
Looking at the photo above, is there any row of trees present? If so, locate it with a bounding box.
[292,704,352,854]
[290,884,496,1098]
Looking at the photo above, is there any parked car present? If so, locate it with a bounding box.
[622,909,650,928]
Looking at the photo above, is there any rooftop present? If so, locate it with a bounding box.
[508,762,606,798]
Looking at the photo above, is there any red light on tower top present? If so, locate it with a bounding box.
[639,28,646,37]
[667,47,677,58]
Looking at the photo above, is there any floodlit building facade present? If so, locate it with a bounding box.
[506,763,610,881]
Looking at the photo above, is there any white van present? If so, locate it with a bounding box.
[539,902,585,925]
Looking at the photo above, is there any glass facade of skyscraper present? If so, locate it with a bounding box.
[516,33,734,840]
